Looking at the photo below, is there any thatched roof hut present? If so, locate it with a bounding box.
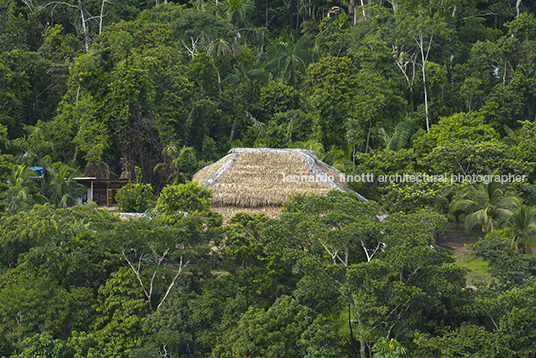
[192,148,366,220]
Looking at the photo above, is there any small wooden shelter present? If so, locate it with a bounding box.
[192,148,366,220]
[73,177,131,207]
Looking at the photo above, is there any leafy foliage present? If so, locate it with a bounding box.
[451,180,521,233]
[115,167,155,212]
[3,1,536,357]
[156,181,213,215]
[115,182,155,213]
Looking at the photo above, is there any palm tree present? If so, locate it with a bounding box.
[450,180,521,233]
[223,63,266,143]
[372,338,408,357]
[300,140,349,171]
[265,33,318,87]
[2,165,42,212]
[220,0,254,25]
[223,62,266,91]
[379,116,419,151]
[10,126,54,166]
[503,202,536,254]
[154,145,197,185]
[218,0,261,56]
[208,38,233,58]
[502,124,526,147]
[45,163,86,208]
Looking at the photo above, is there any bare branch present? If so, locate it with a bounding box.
[360,240,384,262]
[157,257,189,311]
[148,269,157,311]
[39,1,80,10]
[122,250,151,302]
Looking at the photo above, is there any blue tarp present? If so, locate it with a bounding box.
[30,166,44,177]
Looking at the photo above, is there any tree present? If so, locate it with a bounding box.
[220,212,297,308]
[9,126,54,166]
[0,273,92,356]
[265,192,465,356]
[506,12,536,42]
[210,295,344,358]
[0,51,63,138]
[2,164,41,213]
[218,0,257,56]
[472,230,536,290]
[372,338,408,357]
[413,112,499,157]
[315,14,351,57]
[115,167,155,213]
[90,267,148,357]
[413,324,494,358]
[345,212,463,357]
[349,70,407,153]
[67,94,109,170]
[138,4,235,58]
[306,57,406,149]
[0,203,120,281]
[108,210,220,314]
[154,145,197,185]
[155,182,213,215]
[44,162,86,208]
[306,56,359,147]
[222,62,266,143]
[265,33,318,87]
[259,80,300,117]
[503,202,536,254]
[451,180,521,233]
[54,18,195,183]
[392,9,450,131]
[9,332,68,358]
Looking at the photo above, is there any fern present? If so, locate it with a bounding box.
[381,117,419,151]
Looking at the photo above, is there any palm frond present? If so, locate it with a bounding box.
[246,112,266,137]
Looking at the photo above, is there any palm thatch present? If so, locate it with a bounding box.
[193,148,366,220]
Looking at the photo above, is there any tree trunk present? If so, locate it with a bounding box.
[229,115,238,143]
[503,58,507,86]
[359,0,366,20]
[422,63,429,132]
[296,0,299,33]
[415,29,434,132]
[348,304,354,340]
[352,143,356,167]
[365,120,371,153]
[233,36,238,57]
[78,0,89,51]
[99,0,107,34]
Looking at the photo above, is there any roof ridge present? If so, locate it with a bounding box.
[230,147,317,157]
[203,153,238,189]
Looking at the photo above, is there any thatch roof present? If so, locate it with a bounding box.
[193,148,366,220]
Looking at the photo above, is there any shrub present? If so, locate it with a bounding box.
[115,167,155,212]
[155,181,212,214]
[115,182,155,213]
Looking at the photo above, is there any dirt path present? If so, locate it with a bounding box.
[436,229,473,255]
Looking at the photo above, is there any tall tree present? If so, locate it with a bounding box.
[451,180,521,233]
[2,165,41,213]
[265,33,318,87]
[44,162,85,208]
[153,145,197,185]
[393,10,450,132]
[503,202,536,254]
[218,0,257,56]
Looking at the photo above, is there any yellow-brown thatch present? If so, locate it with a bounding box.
[193,148,367,221]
